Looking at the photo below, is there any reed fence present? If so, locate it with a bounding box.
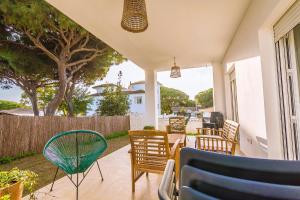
[0,115,130,157]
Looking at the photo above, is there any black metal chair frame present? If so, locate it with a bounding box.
[50,160,104,198]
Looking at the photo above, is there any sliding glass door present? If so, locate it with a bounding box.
[276,25,300,160]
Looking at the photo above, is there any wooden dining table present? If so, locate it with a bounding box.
[167,133,186,147]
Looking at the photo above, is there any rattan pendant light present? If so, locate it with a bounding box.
[170,57,181,78]
[121,0,148,33]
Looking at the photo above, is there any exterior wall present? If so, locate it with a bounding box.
[223,0,295,158]
[130,113,145,130]
[128,93,146,113]
[224,0,280,63]
[129,83,161,115]
[233,57,268,158]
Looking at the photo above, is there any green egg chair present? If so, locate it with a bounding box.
[43,130,108,200]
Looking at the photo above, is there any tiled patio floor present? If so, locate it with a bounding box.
[25,144,161,200]
[25,136,242,200]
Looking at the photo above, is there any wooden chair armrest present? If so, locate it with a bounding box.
[197,135,237,146]
[170,139,181,159]
[166,125,171,134]
[196,135,223,139]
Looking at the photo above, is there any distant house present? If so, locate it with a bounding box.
[88,81,161,116]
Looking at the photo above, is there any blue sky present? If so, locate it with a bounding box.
[0,61,213,102]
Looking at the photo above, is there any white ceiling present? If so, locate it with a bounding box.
[46,0,252,70]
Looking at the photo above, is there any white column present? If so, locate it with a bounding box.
[145,69,158,129]
[212,62,226,115]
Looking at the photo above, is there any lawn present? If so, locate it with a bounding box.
[0,135,129,194]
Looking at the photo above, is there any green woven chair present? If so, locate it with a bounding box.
[43,130,108,200]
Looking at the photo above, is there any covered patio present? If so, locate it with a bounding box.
[26,137,243,200]
[18,0,300,199]
[27,137,211,200]
[45,0,297,159]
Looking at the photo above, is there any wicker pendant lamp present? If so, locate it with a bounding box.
[170,57,181,78]
[121,0,148,33]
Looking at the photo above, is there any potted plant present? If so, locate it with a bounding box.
[0,168,38,200]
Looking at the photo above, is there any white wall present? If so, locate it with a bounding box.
[224,0,280,63]
[223,0,295,158]
[130,113,145,130]
[233,57,268,158]
[128,93,146,113]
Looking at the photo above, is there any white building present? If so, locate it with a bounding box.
[88,81,161,115]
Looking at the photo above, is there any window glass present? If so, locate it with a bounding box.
[134,96,142,104]
[293,24,300,96]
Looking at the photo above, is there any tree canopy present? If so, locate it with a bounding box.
[21,85,93,116]
[195,88,214,108]
[0,42,55,115]
[0,0,124,115]
[97,86,130,116]
[97,71,129,116]
[160,86,195,114]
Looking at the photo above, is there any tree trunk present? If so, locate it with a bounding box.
[65,74,79,117]
[29,92,39,116]
[66,98,74,117]
[18,84,40,116]
[65,82,75,117]
[45,65,67,116]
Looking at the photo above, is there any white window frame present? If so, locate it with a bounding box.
[276,30,300,160]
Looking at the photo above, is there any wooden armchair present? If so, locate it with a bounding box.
[128,130,181,192]
[166,116,186,146]
[196,120,239,155]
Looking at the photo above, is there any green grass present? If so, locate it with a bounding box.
[0,152,36,165]
[187,133,198,136]
[105,130,128,140]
